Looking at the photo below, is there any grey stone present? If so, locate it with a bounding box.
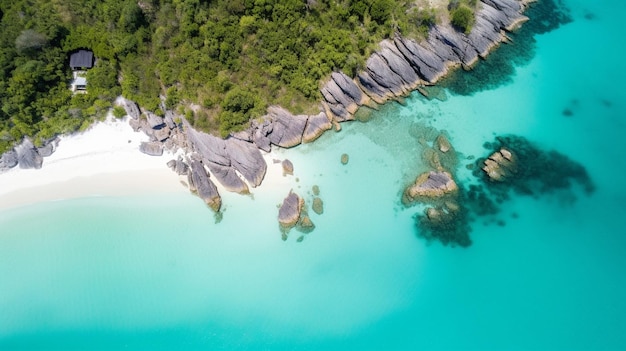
[303,112,331,143]
[206,161,249,194]
[266,106,308,148]
[331,72,363,104]
[378,41,421,88]
[154,126,171,142]
[393,37,445,83]
[0,149,18,172]
[146,112,165,129]
[15,138,43,169]
[357,71,390,103]
[282,159,294,175]
[278,190,303,229]
[164,110,177,129]
[185,122,267,188]
[139,141,163,156]
[322,79,358,114]
[188,160,221,211]
[365,53,407,96]
[119,98,141,120]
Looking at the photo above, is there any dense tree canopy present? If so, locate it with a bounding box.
[0,0,441,153]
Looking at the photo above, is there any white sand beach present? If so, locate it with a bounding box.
[0,114,297,211]
[0,115,187,211]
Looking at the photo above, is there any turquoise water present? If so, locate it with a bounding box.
[2,0,626,349]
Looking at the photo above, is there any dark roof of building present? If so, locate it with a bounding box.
[69,50,94,69]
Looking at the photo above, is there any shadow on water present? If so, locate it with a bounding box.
[439,0,573,96]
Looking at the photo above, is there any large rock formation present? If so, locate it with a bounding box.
[15,138,43,169]
[321,0,530,122]
[303,112,332,143]
[278,190,304,229]
[188,159,221,211]
[266,106,309,148]
[185,121,267,188]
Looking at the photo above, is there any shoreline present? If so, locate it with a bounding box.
[0,116,296,212]
[0,0,532,212]
[0,116,186,211]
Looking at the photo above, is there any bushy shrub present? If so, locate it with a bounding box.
[450,4,475,34]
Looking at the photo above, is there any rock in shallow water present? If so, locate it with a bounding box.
[406,171,458,200]
[312,197,324,215]
[282,159,294,176]
[278,190,303,230]
[188,160,221,211]
[341,153,349,165]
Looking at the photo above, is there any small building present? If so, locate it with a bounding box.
[69,49,94,93]
[71,76,87,92]
[69,50,94,70]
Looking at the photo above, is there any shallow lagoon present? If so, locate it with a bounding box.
[2,0,626,349]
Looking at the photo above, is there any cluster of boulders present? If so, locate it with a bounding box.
[320,0,530,121]
[118,98,187,157]
[232,106,332,152]
[278,187,323,242]
[482,148,518,181]
[0,137,58,172]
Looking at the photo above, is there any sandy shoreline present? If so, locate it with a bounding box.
[0,115,295,212]
[0,116,187,211]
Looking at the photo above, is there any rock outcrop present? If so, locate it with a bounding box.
[278,190,304,229]
[321,0,530,122]
[406,171,458,200]
[15,138,43,169]
[167,157,189,176]
[185,121,267,188]
[188,159,221,211]
[482,148,517,181]
[303,112,332,143]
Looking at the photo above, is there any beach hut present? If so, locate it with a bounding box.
[69,50,94,70]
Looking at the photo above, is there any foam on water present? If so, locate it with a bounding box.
[1,0,626,349]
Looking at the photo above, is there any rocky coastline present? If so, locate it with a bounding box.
[0,0,533,237]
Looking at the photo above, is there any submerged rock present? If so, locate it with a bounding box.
[312,197,324,215]
[435,134,452,153]
[312,185,320,196]
[341,153,349,165]
[297,215,315,233]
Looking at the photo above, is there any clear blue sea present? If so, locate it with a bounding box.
[1,0,625,349]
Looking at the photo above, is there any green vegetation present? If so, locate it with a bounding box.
[449,0,477,34]
[0,0,438,153]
